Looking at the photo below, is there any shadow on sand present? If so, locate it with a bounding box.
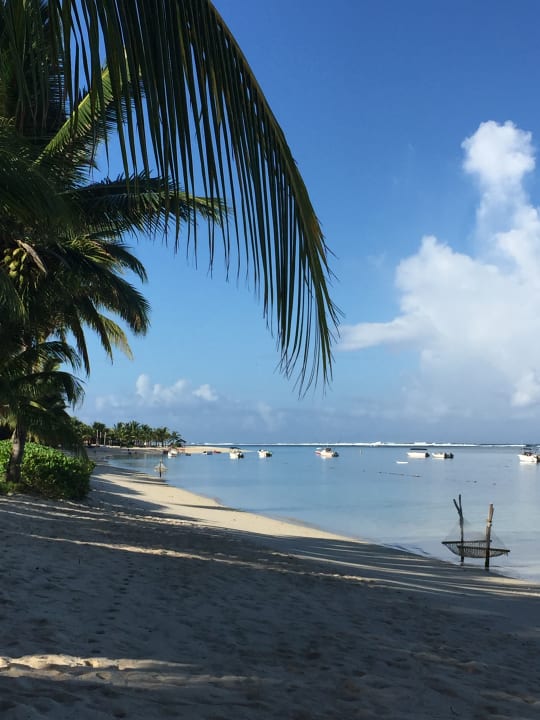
[1,477,539,719]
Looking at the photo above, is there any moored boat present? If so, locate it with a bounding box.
[316,447,339,458]
[258,449,272,458]
[432,451,454,459]
[518,445,540,463]
[407,448,430,458]
[229,448,244,459]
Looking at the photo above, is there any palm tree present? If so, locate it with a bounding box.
[123,420,142,447]
[0,32,231,482]
[169,430,185,447]
[153,427,170,447]
[0,73,170,479]
[111,422,128,447]
[70,417,94,447]
[92,421,106,446]
[1,0,340,391]
[1,60,222,374]
[0,336,85,484]
[139,424,153,447]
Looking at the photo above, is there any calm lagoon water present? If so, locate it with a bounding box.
[108,445,540,584]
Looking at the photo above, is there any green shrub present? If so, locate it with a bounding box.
[0,440,94,500]
[0,441,13,495]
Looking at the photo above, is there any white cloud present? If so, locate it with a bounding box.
[135,374,189,405]
[340,120,540,416]
[462,120,534,188]
[93,374,220,415]
[193,383,218,402]
[463,120,536,244]
[90,375,288,440]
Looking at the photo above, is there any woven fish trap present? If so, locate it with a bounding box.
[442,540,510,558]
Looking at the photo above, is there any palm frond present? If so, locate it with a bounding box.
[72,175,226,241]
[0,126,70,225]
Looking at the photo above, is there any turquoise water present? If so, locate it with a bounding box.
[107,445,540,584]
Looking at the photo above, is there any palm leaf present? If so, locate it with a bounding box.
[71,175,226,241]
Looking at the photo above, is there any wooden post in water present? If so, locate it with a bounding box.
[485,504,494,570]
[453,494,465,564]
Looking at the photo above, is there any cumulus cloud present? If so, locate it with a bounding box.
[89,374,294,442]
[193,383,218,402]
[340,120,540,415]
[463,121,536,244]
[93,374,220,413]
[462,120,534,188]
[135,374,189,405]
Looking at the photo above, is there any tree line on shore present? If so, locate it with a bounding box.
[72,420,184,449]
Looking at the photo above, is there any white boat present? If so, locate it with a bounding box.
[167,448,178,458]
[258,449,272,458]
[432,451,454,459]
[229,448,244,459]
[316,447,339,458]
[518,446,540,463]
[407,448,430,458]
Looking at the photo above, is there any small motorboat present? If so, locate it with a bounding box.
[407,448,430,458]
[258,449,272,458]
[518,445,540,463]
[432,451,454,459]
[316,447,339,458]
[229,448,244,459]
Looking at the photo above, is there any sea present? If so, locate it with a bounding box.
[107,444,540,584]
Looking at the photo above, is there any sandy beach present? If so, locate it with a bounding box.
[1,460,539,719]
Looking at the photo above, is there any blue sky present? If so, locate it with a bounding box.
[78,0,540,444]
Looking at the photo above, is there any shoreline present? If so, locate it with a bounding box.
[90,463,539,593]
[92,445,528,585]
[1,462,539,718]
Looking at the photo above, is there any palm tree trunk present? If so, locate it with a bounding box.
[7,424,27,485]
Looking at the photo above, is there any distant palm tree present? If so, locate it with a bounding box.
[92,422,107,446]
[1,0,339,390]
[123,420,142,447]
[111,422,128,447]
[153,427,170,447]
[169,431,185,447]
[70,418,94,447]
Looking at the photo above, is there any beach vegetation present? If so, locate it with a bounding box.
[70,418,185,449]
[0,0,339,392]
[0,336,86,485]
[0,440,94,500]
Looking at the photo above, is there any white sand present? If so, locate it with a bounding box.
[0,462,539,719]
